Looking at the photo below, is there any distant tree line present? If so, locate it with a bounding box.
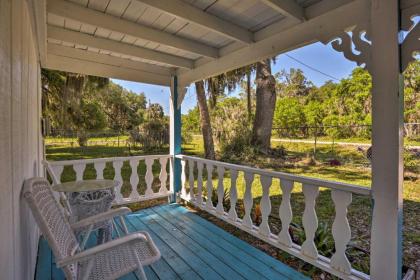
[183,61,419,157]
[41,69,168,148]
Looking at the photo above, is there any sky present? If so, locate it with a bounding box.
[112,42,359,115]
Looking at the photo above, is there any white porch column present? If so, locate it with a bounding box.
[370,0,403,279]
[169,75,182,202]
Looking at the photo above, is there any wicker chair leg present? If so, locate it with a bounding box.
[135,266,147,280]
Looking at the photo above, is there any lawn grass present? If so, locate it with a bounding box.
[45,136,419,274]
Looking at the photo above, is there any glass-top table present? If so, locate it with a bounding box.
[52,179,119,192]
[53,179,119,244]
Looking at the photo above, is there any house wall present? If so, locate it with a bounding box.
[0,0,43,279]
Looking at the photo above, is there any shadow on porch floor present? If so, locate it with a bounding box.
[35,204,308,280]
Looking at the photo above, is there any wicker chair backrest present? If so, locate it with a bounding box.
[23,177,78,279]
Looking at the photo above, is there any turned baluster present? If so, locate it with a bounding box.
[129,159,140,199]
[278,179,294,247]
[301,183,319,259]
[242,172,254,228]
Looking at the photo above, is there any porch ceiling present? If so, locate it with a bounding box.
[32,0,416,88]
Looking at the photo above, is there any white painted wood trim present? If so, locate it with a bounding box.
[47,0,218,58]
[330,190,352,274]
[45,54,171,86]
[177,0,370,85]
[216,166,225,215]
[175,155,371,196]
[205,163,214,210]
[278,179,294,247]
[301,184,319,259]
[260,0,305,21]
[369,0,404,279]
[129,158,140,199]
[159,157,169,194]
[135,0,253,43]
[258,175,272,237]
[94,162,105,180]
[47,26,193,69]
[47,43,173,76]
[242,172,254,229]
[145,157,154,196]
[176,155,370,280]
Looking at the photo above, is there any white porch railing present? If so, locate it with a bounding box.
[43,155,172,205]
[176,154,371,280]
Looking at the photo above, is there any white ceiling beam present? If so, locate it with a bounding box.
[260,0,305,21]
[177,0,370,85]
[45,54,171,86]
[47,25,194,69]
[47,43,173,76]
[47,0,219,58]
[135,0,254,44]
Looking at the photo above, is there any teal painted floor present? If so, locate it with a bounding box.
[35,204,308,280]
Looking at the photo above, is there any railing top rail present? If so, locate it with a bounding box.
[176,154,371,196]
[44,154,171,166]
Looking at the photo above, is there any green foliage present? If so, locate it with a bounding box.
[211,97,253,155]
[99,83,147,132]
[273,97,306,137]
[182,107,201,133]
[41,69,148,134]
[129,103,169,150]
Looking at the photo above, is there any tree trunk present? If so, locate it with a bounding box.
[246,71,252,121]
[251,59,276,152]
[195,80,216,160]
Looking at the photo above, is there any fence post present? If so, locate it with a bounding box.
[169,76,182,203]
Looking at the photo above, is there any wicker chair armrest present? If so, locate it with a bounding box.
[56,232,147,267]
[70,207,131,230]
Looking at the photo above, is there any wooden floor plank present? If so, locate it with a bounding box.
[130,212,223,280]
[148,207,269,280]
[155,205,288,280]
[36,204,309,280]
[35,237,52,280]
[113,218,159,280]
[162,204,309,280]
[126,214,194,280]
[144,207,247,280]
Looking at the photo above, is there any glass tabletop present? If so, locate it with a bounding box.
[52,179,119,192]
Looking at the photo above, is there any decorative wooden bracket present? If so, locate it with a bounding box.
[170,76,187,109]
[401,4,420,71]
[320,24,372,73]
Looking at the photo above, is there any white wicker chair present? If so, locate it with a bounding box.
[23,177,161,280]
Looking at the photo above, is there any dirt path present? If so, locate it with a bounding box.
[271,138,420,150]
